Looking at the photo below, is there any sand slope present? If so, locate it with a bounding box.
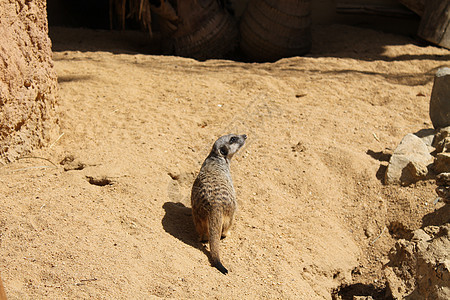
[0,24,449,299]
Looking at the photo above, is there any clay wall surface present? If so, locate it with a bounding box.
[0,0,58,163]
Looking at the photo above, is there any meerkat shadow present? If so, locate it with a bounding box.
[162,202,227,272]
[162,202,207,253]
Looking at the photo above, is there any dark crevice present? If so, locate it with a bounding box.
[388,221,413,240]
[332,283,392,300]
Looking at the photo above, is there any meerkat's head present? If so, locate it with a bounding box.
[209,134,247,163]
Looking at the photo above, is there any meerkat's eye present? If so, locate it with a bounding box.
[229,136,238,144]
[220,146,228,156]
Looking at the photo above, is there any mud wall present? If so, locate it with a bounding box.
[0,0,58,163]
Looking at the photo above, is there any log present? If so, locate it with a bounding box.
[418,0,450,49]
[240,0,312,62]
[336,3,414,17]
[398,0,425,16]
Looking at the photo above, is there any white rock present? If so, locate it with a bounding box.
[385,133,434,185]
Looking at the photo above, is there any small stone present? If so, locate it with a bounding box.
[433,126,450,152]
[411,229,431,243]
[364,227,376,238]
[60,155,86,171]
[405,161,429,181]
[436,173,450,185]
[442,138,450,152]
[291,142,306,153]
[436,137,450,153]
[436,186,450,202]
[63,162,85,171]
[434,153,450,174]
[412,229,431,252]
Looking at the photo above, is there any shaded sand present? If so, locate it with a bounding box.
[1,24,449,299]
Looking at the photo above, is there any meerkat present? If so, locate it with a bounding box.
[191,133,247,274]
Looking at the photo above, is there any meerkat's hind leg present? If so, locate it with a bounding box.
[221,227,230,240]
[221,215,233,239]
[194,218,209,243]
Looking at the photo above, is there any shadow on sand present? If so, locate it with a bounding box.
[161,202,211,262]
[422,203,450,228]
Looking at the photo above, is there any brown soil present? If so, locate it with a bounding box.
[1,24,449,299]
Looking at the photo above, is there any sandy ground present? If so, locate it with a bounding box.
[1,24,449,299]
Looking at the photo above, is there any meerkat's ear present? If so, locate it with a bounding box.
[219,145,228,156]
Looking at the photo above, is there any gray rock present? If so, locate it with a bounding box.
[385,133,434,185]
[414,128,436,147]
[435,153,450,174]
[430,67,450,129]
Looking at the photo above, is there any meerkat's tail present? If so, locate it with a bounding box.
[208,208,228,274]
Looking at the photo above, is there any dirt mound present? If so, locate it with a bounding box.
[385,220,449,299]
